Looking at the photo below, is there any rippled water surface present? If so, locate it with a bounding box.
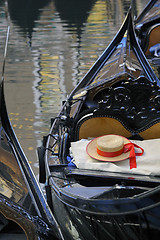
[0,0,149,174]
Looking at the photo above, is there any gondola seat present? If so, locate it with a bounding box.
[74,114,131,140]
[141,23,160,56]
[74,113,160,141]
[73,76,160,141]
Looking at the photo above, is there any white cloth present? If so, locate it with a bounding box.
[71,139,160,176]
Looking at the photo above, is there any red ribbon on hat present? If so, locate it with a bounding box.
[97,147,124,157]
[97,142,144,169]
[123,143,144,169]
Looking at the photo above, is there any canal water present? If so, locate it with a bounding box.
[0,0,149,175]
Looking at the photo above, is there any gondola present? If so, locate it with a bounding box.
[0,28,63,239]
[38,8,160,240]
[135,0,160,58]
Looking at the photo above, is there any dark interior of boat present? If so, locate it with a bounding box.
[47,70,160,197]
[0,213,27,239]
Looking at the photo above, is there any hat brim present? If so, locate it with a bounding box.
[86,135,131,162]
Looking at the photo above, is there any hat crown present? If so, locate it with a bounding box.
[97,135,124,152]
[86,134,131,162]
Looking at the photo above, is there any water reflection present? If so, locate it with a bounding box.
[54,0,97,37]
[0,0,153,174]
[7,0,51,45]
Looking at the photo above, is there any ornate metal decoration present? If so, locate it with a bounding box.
[94,77,160,132]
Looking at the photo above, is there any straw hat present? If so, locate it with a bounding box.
[86,135,131,162]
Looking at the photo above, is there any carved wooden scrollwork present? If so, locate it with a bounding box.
[93,77,160,132]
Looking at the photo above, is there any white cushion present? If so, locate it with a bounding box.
[71,138,160,176]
